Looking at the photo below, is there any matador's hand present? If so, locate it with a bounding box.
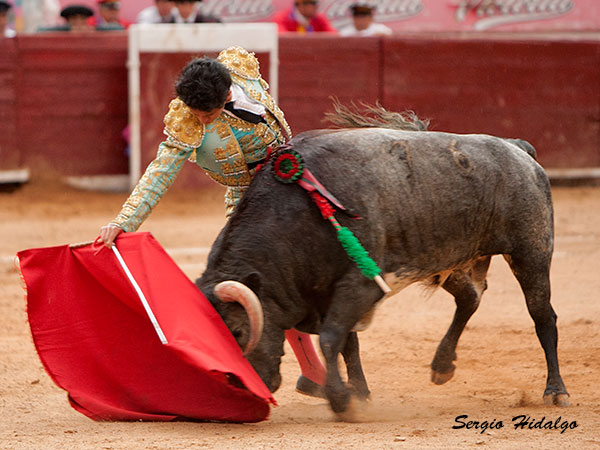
[100,224,122,248]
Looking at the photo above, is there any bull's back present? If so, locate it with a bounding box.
[293,128,553,275]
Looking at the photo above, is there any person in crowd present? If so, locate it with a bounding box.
[61,4,94,31]
[89,0,130,29]
[37,4,95,32]
[0,0,16,37]
[171,0,220,23]
[136,0,176,24]
[99,46,327,398]
[274,0,337,33]
[339,2,392,37]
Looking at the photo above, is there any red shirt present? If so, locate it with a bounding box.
[274,7,337,33]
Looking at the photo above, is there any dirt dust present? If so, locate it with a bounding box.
[1,179,599,449]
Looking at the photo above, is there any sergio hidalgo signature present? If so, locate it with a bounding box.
[453,414,578,434]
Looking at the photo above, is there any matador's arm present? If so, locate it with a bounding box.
[110,141,193,232]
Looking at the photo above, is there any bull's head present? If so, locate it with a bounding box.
[209,279,285,393]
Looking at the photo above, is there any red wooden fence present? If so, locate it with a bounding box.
[1,32,599,187]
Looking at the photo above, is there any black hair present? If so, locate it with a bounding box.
[60,5,94,19]
[175,57,232,111]
[0,0,12,13]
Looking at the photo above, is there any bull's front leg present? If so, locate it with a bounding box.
[319,325,352,414]
[342,332,370,400]
[320,280,382,417]
[320,326,372,421]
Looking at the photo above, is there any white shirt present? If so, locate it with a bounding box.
[4,28,17,38]
[136,6,175,24]
[339,22,393,37]
[228,84,266,118]
[172,6,200,24]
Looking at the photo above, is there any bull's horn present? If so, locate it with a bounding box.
[214,281,263,356]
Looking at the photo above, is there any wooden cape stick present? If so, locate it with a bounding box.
[111,244,168,345]
[69,239,168,344]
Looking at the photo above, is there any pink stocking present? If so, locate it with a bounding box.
[285,329,326,385]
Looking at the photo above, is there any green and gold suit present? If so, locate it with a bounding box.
[111,46,292,231]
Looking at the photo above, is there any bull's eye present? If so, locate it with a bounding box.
[232,329,242,339]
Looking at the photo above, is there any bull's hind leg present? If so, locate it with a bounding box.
[505,252,569,406]
[431,256,491,385]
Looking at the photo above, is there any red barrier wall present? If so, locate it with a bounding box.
[0,39,19,170]
[382,35,600,168]
[2,33,130,176]
[278,35,383,134]
[1,33,599,186]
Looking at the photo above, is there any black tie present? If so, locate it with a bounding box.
[224,102,266,124]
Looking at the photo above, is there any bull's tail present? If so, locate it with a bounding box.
[324,97,429,132]
[505,138,537,160]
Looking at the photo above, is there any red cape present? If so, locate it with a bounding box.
[17,232,275,422]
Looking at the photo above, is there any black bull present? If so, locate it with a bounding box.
[197,127,569,415]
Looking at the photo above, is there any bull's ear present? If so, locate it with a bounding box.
[240,272,262,298]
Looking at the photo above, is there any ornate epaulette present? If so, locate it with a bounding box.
[163,98,205,148]
[217,46,260,81]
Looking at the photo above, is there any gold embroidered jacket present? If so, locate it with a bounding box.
[111,46,292,232]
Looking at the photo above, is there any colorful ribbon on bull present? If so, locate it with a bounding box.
[272,148,391,294]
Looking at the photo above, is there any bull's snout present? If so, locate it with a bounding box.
[266,372,282,393]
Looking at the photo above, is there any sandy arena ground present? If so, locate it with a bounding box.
[0,178,599,449]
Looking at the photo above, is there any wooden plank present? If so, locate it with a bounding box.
[279,35,382,134]
[7,33,600,182]
[382,37,600,168]
[16,35,129,175]
[0,39,19,170]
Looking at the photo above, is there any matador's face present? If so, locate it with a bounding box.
[188,90,232,125]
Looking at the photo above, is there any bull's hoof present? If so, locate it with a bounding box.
[543,393,570,407]
[334,398,361,423]
[431,368,455,385]
[346,382,371,402]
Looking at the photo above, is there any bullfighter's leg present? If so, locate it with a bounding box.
[285,329,327,398]
[341,331,370,400]
[504,252,569,406]
[431,256,491,385]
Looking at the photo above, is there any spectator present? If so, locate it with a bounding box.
[38,4,95,32]
[61,4,94,31]
[136,0,176,24]
[274,0,337,33]
[339,2,392,37]
[21,0,62,33]
[89,0,130,30]
[171,0,220,23]
[0,0,16,38]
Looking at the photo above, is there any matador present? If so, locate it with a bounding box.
[100,46,326,398]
